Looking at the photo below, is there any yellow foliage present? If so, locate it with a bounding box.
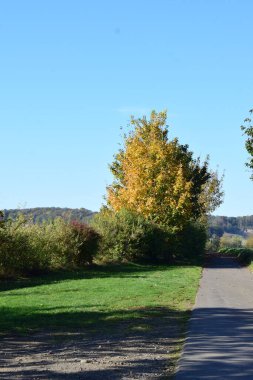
[246,236,253,248]
[107,111,223,230]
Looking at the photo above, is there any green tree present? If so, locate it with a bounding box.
[220,234,243,248]
[0,211,4,229]
[241,109,253,179]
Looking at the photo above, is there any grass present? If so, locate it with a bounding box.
[0,262,202,334]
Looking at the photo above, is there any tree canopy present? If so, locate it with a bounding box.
[107,111,223,231]
[241,109,253,179]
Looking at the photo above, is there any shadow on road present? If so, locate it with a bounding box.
[176,307,253,379]
[205,255,239,269]
[176,256,253,379]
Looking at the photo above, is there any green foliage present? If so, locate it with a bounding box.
[0,215,53,275]
[92,209,170,263]
[237,250,252,266]
[170,222,207,260]
[218,247,239,255]
[69,221,101,266]
[241,109,253,179]
[0,216,100,277]
[246,236,253,249]
[206,234,220,253]
[209,215,253,236]
[220,234,243,248]
[0,210,5,229]
[218,247,253,266]
[92,209,206,263]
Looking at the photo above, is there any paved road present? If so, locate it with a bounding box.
[175,257,253,380]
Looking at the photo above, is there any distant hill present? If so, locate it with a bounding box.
[209,215,253,237]
[3,207,96,224]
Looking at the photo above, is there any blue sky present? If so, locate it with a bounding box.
[0,0,252,216]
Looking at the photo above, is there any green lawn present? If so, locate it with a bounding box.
[0,263,202,334]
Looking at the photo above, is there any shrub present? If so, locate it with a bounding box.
[92,208,170,263]
[237,249,252,266]
[24,219,71,271]
[92,209,208,264]
[68,221,101,266]
[0,210,4,229]
[0,222,31,276]
[206,235,220,253]
[170,222,207,260]
[246,236,253,249]
[218,247,230,254]
[0,215,47,276]
[220,234,243,248]
[217,247,253,265]
[0,216,100,277]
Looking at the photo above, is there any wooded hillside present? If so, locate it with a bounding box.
[209,215,253,236]
[3,207,95,224]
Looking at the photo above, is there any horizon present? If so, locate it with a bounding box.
[3,205,253,219]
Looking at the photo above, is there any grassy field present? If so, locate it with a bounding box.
[0,263,202,334]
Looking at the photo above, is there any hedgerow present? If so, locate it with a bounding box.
[0,215,100,277]
[0,208,207,277]
[217,247,253,265]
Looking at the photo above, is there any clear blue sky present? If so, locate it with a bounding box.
[1,0,252,216]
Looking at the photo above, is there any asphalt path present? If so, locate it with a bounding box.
[175,256,253,380]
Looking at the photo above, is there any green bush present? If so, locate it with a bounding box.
[0,215,49,275]
[68,221,101,266]
[206,235,220,253]
[237,249,252,266]
[0,216,100,277]
[0,207,208,276]
[246,236,253,249]
[217,247,253,265]
[218,247,231,254]
[220,234,243,248]
[92,209,208,264]
[92,208,170,263]
[0,222,31,276]
[170,222,207,260]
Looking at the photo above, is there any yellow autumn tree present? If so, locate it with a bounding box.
[107,111,223,231]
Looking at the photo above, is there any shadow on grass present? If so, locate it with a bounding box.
[0,260,201,292]
[5,306,253,379]
[0,261,202,378]
[0,304,190,335]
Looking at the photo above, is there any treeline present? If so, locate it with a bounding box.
[3,207,95,224]
[209,215,253,236]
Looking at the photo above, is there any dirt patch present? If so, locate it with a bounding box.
[0,314,184,379]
